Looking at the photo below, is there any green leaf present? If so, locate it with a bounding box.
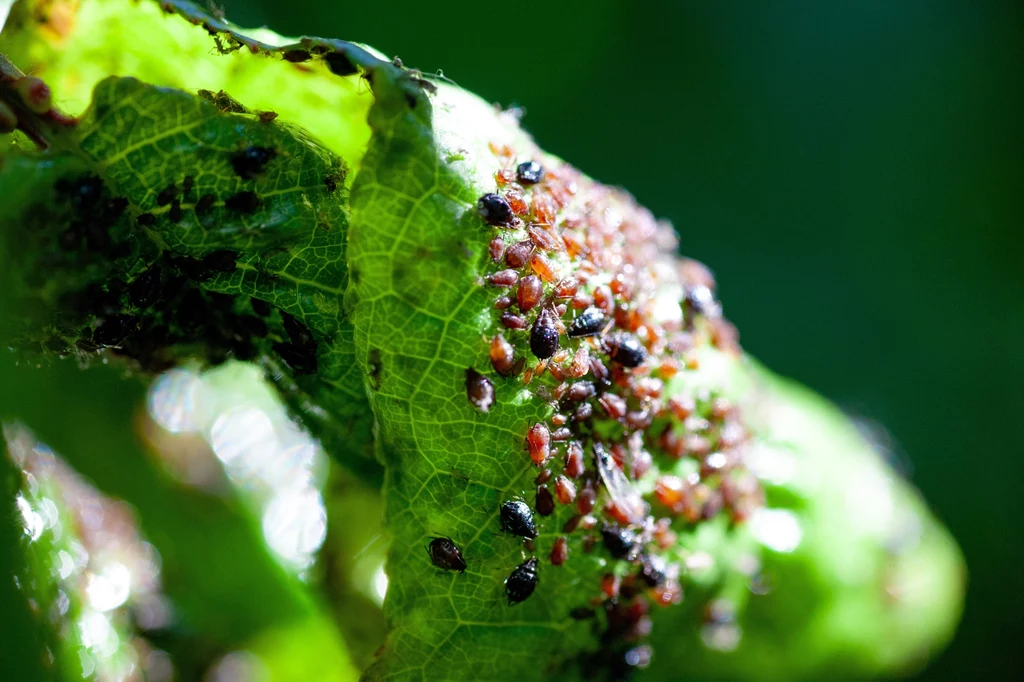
[0,2,965,680]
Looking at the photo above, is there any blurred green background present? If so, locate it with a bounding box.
[220,0,1022,679]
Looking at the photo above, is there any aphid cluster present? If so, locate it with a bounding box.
[467,141,764,658]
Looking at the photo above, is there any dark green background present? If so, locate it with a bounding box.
[226,1,1021,679]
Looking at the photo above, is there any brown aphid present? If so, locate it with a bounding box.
[577,484,596,514]
[517,275,543,312]
[553,277,579,299]
[500,312,528,330]
[488,269,518,287]
[551,427,572,442]
[526,423,551,466]
[554,476,577,505]
[565,442,585,478]
[535,468,552,485]
[573,402,594,422]
[563,514,582,533]
[593,285,613,313]
[530,252,558,283]
[601,573,621,599]
[567,346,590,378]
[489,236,505,262]
[528,225,561,251]
[599,393,627,420]
[551,413,568,426]
[495,296,513,310]
[550,537,569,566]
[505,186,529,215]
[427,536,467,572]
[465,368,494,412]
[532,193,557,224]
[489,335,517,377]
[505,240,534,268]
[536,485,555,516]
[566,381,595,403]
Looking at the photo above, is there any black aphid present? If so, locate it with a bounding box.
[504,557,538,605]
[499,499,538,539]
[156,185,177,206]
[225,190,260,213]
[325,51,358,77]
[283,49,312,63]
[567,307,606,338]
[273,341,318,375]
[477,193,515,227]
[604,332,647,368]
[600,525,637,560]
[62,175,105,210]
[427,536,467,573]
[465,368,495,413]
[516,160,544,185]
[231,146,276,180]
[195,194,216,216]
[169,199,183,222]
[136,213,156,226]
[529,308,560,359]
[251,297,272,317]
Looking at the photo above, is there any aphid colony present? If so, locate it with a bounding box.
[459,141,764,664]
[38,136,339,378]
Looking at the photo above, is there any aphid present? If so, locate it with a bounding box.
[499,500,538,539]
[324,171,343,193]
[551,427,572,442]
[570,607,595,620]
[529,252,558,283]
[683,284,720,320]
[494,296,513,310]
[601,525,637,560]
[568,307,606,338]
[489,236,505,262]
[283,49,312,63]
[601,573,621,599]
[529,308,560,359]
[528,225,561,252]
[136,213,156,226]
[526,423,550,466]
[517,275,543,312]
[195,194,216,215]
[564,442,585,478]
[595,443,648,525]
[488,269,518,287]
[426,536,467,572]
[225,190,261,213]
[535,469,552,485]
[489,335,517,377]
[553,277,578,299]
[504,557,539,605]
[504,240,534,268]
[604,332,648,368]
[516,160,544,185]
[60,175,104,210]
[156,184,177,206]
[465,368,494,413]
[576,485,596,515]
[535,485,555,516]
[598,393,627,420]
[550,537,568,566]
[325,50,358,77]
[505,187,529,215]
[477,193,515,226]
[500,312,528,330]
[554,476,577,504]
[565,381,595,403]
[231,146,276,180]
[168,199,183,222]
